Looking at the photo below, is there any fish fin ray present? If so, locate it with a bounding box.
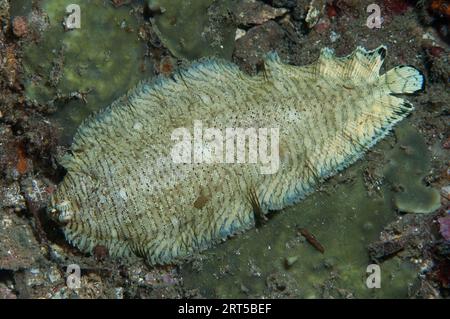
[377,65,425,94]
[312,45,387,83]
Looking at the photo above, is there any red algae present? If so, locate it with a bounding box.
[439,216,450,241]
[384,0,410,15]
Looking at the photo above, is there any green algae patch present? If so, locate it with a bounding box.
[10,1,32,16]
[148,0,236,60]
[384,123,441,214]
[22,0,151,142]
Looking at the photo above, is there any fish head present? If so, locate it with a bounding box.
[48,191,77,225]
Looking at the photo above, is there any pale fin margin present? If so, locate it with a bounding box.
[377,64,425,94]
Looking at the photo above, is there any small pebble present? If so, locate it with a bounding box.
[284,256,298,268]
[441,185,450,200]
[330,30,340,43]
[12,16,28,38]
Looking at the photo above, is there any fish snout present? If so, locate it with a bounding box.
[48,198,75,224]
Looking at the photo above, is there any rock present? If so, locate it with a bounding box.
[248,258,262,277]
[20,177,52,210]
[443,137,450,149]
[329,30,340,43]
[305,0,325,28]
[111,0,132,7]
[78,273,104,299]
[0,0,10,22]
[410,278,441,298]
[0,125,21,183]
[0,182,26,210]
[441,185,450,200]
[432,245,450,290]
[149,0,236,60]
[0,209,44,271]
[262,0,299,8]
[48,244,66,262]
[383,0,410,16]
[438,216,450,241]
[93,245,109,261]
[0,283,16,299]
[155,55,175,76]
[368,239,405,262]
[24,268,47,287]
[322,258,336,269]
[114,287,124,299]
[265,272,300,298]
[233,20,286,73]
[428,46,445,58]
[425,44,450,83]
[235,28,246,40]
[313,17,330,34]
[46,266,63,284]
[12,16,28,38]
[368,212,436,277]
[234,0,288,27]
[284,256,298,268]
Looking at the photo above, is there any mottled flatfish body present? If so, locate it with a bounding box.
[49,46,424,264]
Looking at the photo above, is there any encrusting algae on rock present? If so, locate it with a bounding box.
[48,46,424,265]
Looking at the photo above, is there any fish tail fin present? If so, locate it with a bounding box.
[378,65,425,94]
[344,66,424,153]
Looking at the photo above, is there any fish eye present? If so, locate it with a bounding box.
[47,206,60,221]
[48,200,74,223]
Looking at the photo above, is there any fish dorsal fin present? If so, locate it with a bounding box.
[312,45,387,84]
[261,51,292,78]
[170,57,244,87]
[262,46,386,85]
[263,51,283,67]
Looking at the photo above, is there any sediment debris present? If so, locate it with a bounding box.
[305,0,325,28]
[234,0,288,27]
[438,215,450,240]
[12,16,28,38]
[298,228,325,254]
